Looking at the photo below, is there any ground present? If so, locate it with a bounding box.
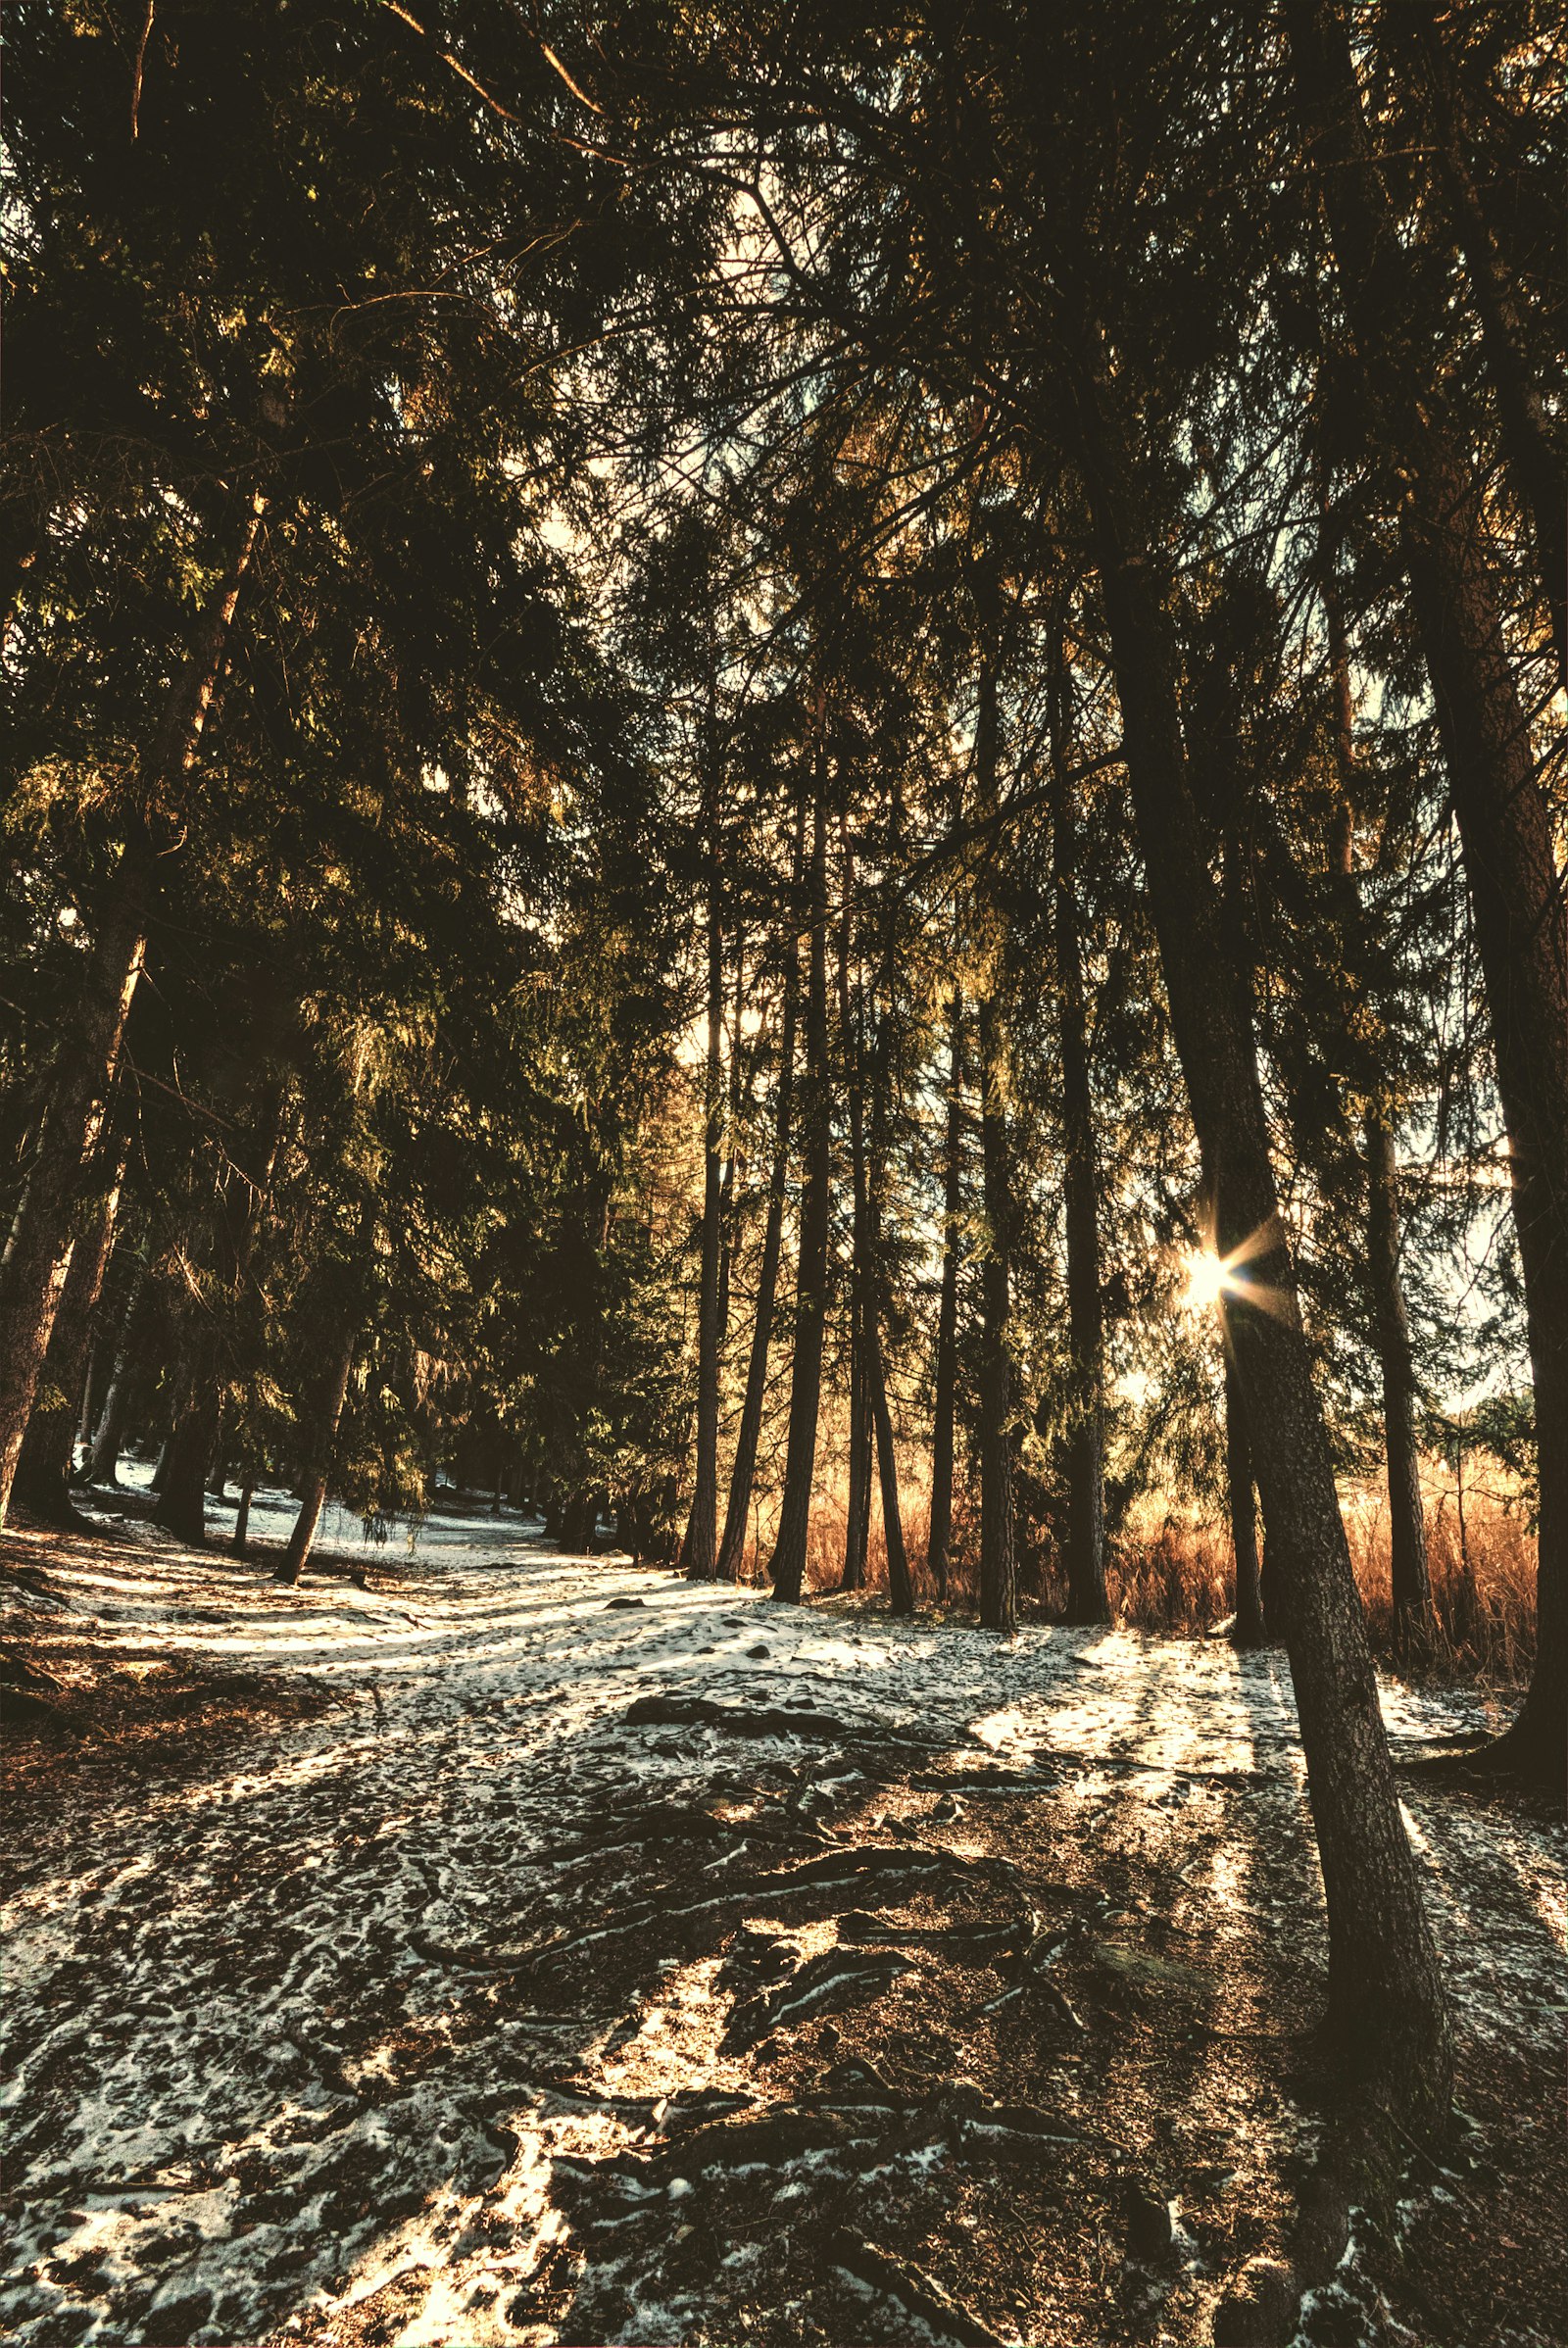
[1,1475,1563,2348]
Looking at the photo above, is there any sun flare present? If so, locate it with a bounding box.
[1182,1247,1229,1313]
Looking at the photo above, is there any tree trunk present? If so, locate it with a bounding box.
[766,756,831,1605]
[1049,656,1110,1626]
[842,1296,872,1592]
[1227,1350,1266,1646]
[232,1475,255,1559]
[86,1266,153,1487]
[1322,545,1437,1660]
[977,992,1016,1633]
[683,840,725,1582]
[13,1127,131,1523]
[1289,0,1567,1790]
[716,896,802,1583]
[1071,333,1451,2130]
[153,1373,220,1546]
[274,1332,356,1585]
[0,489,266,1528]
[927,992,964,1603]
[1365,1108,1436,1654]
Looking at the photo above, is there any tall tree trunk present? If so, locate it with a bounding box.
[274,1332,356,1586]
[683,837,725,1582]
[153,1361,220,1545]
[13,1126,131,1523]
[1049,656,1110,1625]
[1289,0,1567,1788]
[977,992,1016,1633]
[0,489,266,1528]
[842,1294,872,1592]
[86,1265,153,1487]
[927,992,964,1603]
[1323,556,1437,1656]
[1071,334,1451,2130]
[766,755,831,1605]
[716,899,802,1583]
[232,1475,256,1559]
[1227,1350,1266,1646]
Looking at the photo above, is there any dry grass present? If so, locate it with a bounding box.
[729,1449,1536,1693]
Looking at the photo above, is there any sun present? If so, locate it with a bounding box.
[1182,1247,1229,1314]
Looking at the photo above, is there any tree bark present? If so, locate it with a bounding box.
[716,892,802,1583]
[842,1294,872,1592]
[13,1126,131,1523]
[1323,545,1437,1658]
[1049,656,1110,1625]
[274,1332,356,1585]
[977,991,1017,1633]
[927,992,964,1603]
[1071,333,1451,2129]
[1227,1350,1267,1646]
[766,753,831,1605]
[0,488,266,1528]
[683,831,726,1581]
[86,1265,153,1487]
[1290,0,1566,1786]
[1364,1108,1436,1653]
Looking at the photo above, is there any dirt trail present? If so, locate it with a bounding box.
[1,1488,1562,2348]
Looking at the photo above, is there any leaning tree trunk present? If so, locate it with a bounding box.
[927,991,964,1603]
[683,836,726,1582]
[1288,0,1567,1791]
[716,893,802,1583]
[1226,1350,1267,1647]
[1049,655,1110,1625]
[766,757,831,1605]
[1071,330,1451,2131]
[274,1332,356,1586]
[0,490,266,1528]
[976,992,1016,1634]
[13,1124,131,1523]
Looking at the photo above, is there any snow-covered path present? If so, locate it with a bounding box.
[2,1494,1562,2348]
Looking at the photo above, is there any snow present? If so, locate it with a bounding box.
[1,1469,1561,2346]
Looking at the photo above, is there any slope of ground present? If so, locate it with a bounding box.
[1,1480,1562,2348]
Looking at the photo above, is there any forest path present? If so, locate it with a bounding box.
[2,1489,1562,2348]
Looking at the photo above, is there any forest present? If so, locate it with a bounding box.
[0,5,1563,2346]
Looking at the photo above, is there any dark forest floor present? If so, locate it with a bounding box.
[1,1482,1562,2348]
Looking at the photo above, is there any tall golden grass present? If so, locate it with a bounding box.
[731,1452,1536,1689]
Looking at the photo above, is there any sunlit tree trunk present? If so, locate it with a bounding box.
[274,1332,356,1586]
[13,1123,130,1523]
[1048,653,1110,1624]
[767,753,831,1604]
[716,877,801,1584]
[683,807,725,1582]
[1071,334,1451,2129]
[977,991,1016,1633]
[927,991,964,1603]
[0,489,266,1528]
[1322,563,1437,1656]
[86,1265,153,1488]
[1227,1351,1266,1645]
[842,1295,872,1593]
[1289,0,1566,1789]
